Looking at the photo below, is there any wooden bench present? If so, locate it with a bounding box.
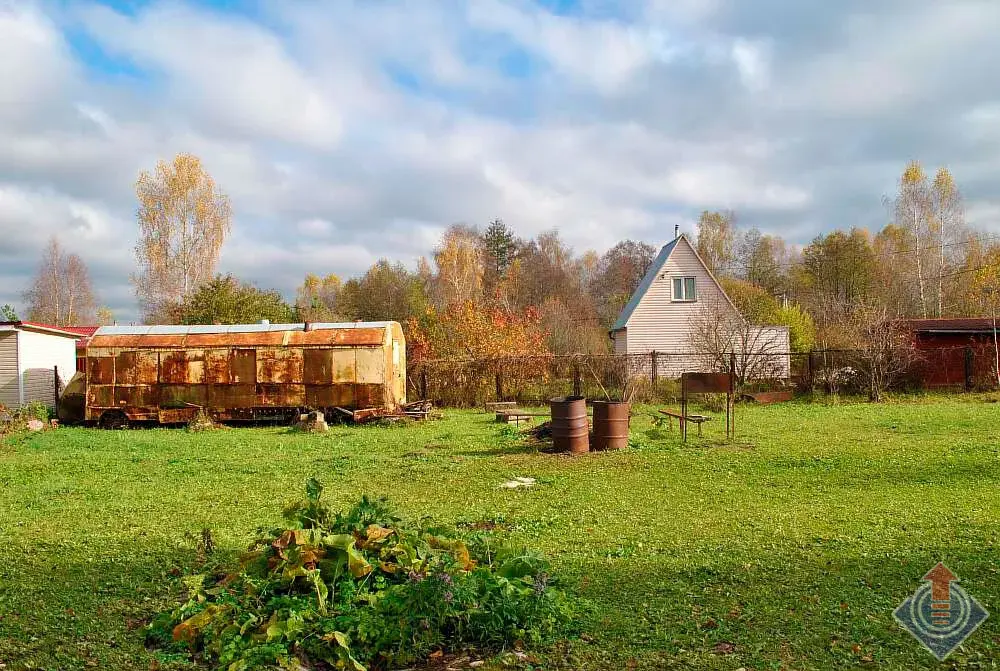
[659,409,712,437]
[495,410,535,426]
[485,401,518,413]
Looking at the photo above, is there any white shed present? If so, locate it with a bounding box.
[0,322,81,408]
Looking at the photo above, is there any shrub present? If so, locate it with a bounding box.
[146,480,578,670]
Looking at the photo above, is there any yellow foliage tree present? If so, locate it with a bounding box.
[133,153,232,323]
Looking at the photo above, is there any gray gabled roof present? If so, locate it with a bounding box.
[611,236,681,331]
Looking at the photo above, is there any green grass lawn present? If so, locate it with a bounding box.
[3,397,1000,670]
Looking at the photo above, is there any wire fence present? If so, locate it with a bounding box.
[408,346,1000,407]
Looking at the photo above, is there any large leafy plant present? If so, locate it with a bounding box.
[147,480,577,670]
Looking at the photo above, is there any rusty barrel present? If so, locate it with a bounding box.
[592,401,630,450]
[549,396,589,454]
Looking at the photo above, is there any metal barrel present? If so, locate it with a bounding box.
[549,396,589,454]
[592,401,630,450]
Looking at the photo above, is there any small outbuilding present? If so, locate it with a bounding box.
[0,321,81,408]
[903,318,1000,388]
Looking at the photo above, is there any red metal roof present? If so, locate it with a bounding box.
[901,318,1000,333]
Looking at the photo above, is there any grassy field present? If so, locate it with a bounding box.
[3,397,1000,670]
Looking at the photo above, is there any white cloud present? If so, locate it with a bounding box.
[1,0,1000,322]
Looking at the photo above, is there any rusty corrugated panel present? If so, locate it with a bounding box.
[287,328,384,347]
[256,348,303,384]
[207,383,256,408]
[303,349,333,384]
[158,408,198,423]
[90,327,386,350]
[161,350,205,384]
[305,384,354,408]
[230,349,256,384]
[115,351,158,385]
[115,384,159,409]
[354,383,384,408]
[160,384,207,408]
[332,349,356,382]
[185,332,285,347]
[87,385,114,408]
[204,349,230,384]
[89,334,188,349]
[355,348,385,384]
[256,383,305,407]
[89,357,115,385]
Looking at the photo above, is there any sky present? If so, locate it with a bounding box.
[2,0,1000,322]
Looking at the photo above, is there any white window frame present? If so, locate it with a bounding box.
[672,276,697,302]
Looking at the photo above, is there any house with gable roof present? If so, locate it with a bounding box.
[609,233,790,378]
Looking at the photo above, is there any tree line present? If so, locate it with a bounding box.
[11,154,1000,366]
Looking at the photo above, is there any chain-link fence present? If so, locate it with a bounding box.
[408,346,998,407]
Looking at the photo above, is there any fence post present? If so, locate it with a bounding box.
[420,367,428,401]
[650,351,658,388]
[53,365,59,409]
[807,351,814,389]
[965,346,973,392]
[572,362,581,397]
[495,369,503,401]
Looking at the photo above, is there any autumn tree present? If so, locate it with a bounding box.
[517,230,582,307]
[339,260,428,323]
[133,153,232,323]
[695,210,736,275]
[720,277,815,352]
[931,167,964,316]
[433,224,484,308]
[799,229,875,304]
[96,307,115,326]
[407,301,547,362]
[173,275,294,325]
[736,228,786,295]
[885,161,934,317]
[23,237,97,326]
[590,240,656,327]
[294,273,342,322]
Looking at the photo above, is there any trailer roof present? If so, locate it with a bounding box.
[88,322,398,349]
[93,322,396,336]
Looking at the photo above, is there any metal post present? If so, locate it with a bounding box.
[965,346,974,392]
[572,362,581,397]
[807,351,814,389]
[681,373,687,443]
[53,365,59,409]
[495,370,503,401]
[650,351,658,388]
[729,353,737,440]
[420,367,428,401]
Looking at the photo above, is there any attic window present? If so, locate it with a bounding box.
[672,276,697,302]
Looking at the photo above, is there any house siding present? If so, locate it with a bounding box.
[0,332,18,407]
[17,329,78,407]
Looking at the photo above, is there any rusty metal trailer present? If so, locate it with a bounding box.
[61,321,405,426]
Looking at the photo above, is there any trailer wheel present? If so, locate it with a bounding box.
[99,410,129,430]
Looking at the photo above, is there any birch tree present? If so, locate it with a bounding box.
[886,161,932,318]
[931,167,963,317]
[695,210,736,275]
[23,237,97,325]
[133,153,232,323]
